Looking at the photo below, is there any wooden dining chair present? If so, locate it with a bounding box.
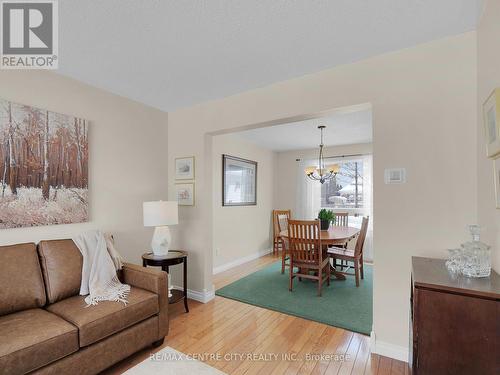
[288,219,330,296]
[327,216,369,287]
[331,212,349,269]
[333,212,349,226]
[272,209,291,255]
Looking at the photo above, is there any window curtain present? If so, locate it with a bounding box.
[295,158,321,220]
[360,154,373,221]
[360,154,373,261]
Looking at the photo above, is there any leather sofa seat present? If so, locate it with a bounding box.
[47,286,159,347]
[0,309,78,375]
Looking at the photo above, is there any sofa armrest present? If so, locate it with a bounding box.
[122,262,169,339]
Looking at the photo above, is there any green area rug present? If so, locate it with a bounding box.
[216,261,372,335]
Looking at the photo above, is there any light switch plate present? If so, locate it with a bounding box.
[384,168,406,184]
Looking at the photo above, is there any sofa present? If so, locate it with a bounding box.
[0,240,169,375]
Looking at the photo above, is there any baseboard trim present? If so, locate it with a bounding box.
[172,286,215,304]
[370,331,408,362]
[213,248,273,275]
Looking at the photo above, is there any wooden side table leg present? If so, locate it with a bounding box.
[183,258,189,313]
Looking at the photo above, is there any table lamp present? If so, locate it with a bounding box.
[143,201,178,256]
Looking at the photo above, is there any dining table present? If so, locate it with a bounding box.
[280,225,360,280]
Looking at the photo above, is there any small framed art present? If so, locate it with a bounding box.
[175,156,195,180]
[483,88,500,158]
[175,183,195,206]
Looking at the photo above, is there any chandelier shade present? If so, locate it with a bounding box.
[327,164,340,174]
[305,125,339,184]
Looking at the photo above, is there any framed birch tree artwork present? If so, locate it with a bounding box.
[0,98,89,228]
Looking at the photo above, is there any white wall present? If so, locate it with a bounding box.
[477,0,500,273]
[212,134,276,270]
[168,32,477,357]
[0,71,169,264]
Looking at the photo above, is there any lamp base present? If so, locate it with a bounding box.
[151,226,171,256]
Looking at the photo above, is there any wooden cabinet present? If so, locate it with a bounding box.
[410,257,500,375]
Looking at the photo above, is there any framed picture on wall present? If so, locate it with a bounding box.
[494,158,500,209]
[483,88,500,158]
[222,154,257,206]
[0,98,89,229]
[175,183,195,206]
[175,156,195,180]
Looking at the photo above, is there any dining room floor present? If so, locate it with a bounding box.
[215,258,373,334]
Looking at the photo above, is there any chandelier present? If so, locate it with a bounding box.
[305,125,339,184]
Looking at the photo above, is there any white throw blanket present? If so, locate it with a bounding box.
[73,230,130,306]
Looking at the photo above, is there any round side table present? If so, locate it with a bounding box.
[142,250,189,313]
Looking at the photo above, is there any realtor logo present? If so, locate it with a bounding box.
[1,0,58,69]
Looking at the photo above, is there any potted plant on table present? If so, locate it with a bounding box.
[318,209,335,231]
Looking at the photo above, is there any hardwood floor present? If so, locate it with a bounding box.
[105,253,408,375]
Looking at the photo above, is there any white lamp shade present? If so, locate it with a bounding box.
[143,201,178,227]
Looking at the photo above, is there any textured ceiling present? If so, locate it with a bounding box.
[58,0,483,112]
[233,109,372,151]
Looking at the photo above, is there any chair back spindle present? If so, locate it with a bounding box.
[273,210,291,235]
[288,220,322,264]
[333,212,349,226]
[273,209,292,257]
[287,219,330,295]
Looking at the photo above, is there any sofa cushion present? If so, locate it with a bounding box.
[0,309,78,375]
[38,239,83,304]
[47,286,159,347]
[0,243,46,316]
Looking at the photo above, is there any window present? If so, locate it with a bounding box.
[321,159,364,209]
[295,154,371,221]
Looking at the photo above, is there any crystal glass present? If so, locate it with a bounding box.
[460,225,491,278]
[445,248,463,274]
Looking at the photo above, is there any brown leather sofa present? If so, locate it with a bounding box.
[0,240,169,375]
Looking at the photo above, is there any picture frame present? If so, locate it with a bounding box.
[0,98,89,229]
[483,88,500,158]
[175,156,195,180]
[494,158,500,209]
[222,154,257,206]
[175,182,195,206]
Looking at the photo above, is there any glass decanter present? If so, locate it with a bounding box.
[445,248,463,275]
[460,225,491,278]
